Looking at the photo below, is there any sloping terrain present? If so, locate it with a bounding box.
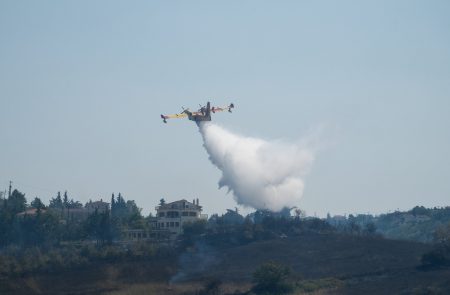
[0,258,177,295]
[2,233,449,294]
[191,233,450,294]
[206,233,429,281]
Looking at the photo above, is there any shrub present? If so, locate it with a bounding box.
[252,261,293,295]
[198,278,222,295]
[421,245,450,267]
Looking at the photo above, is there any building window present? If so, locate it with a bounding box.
[170,222,174,227]
[189,212,197,217]
[167,211,179,218]
[159,212,165,217]
[161,223,164,227]
[182,212,188,216]
[166,222,169,227]
[175,222,179,227]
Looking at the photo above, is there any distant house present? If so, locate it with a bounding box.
[121,227,171,242]
[155,199,207,238]
[85,199,109,213]
[17,208,47,216]
[120,198,207,243]
[47,199,110,222]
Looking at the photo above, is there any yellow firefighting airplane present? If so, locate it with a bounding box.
[160,102,234,123]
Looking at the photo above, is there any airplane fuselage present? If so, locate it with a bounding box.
[184,101,212,122]
[186,112,211,122]
[161,101,233,124]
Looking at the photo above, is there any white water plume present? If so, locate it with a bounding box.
[198,122,316,212]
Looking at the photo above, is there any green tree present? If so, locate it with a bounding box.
[111,193,116,214]
[347,215,361,234]
[183,220,207,236]
[112,193,127,219]
[0,205,14,247]
[411,206,429,216]
[109,194,144,230]
[63,191,69,207]
[30,197,45,210]
[364,222,377,235]
[252,261,293,295]
[421,223,450,268]
[68,199,82,209]
[421,246,450,267]
[16,211,61,247]
[84,209,113,245]
[434,223,450,245]
[180,220,207,248]
[7,189,26,214]
[49,191,63,209]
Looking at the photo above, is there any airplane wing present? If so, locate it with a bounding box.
[211,103,234,113]
[160,113,187,123]
[163,113,188,119]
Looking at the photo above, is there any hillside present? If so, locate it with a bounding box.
[3,232,449,294]
[327,206,450,243]
[375,207,450,242]
[206,233,429,281]
[202,233,450,294]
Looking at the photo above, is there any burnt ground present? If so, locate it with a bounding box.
[203,233,450,294]
[207,234,428,281]
[1,233,449,294]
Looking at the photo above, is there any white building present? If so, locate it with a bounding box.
[155,198,207,238]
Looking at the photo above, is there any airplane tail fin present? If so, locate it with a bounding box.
[160,114,167,123]
[206,101,211,117]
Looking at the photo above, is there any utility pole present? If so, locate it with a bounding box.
[8,181,12,198]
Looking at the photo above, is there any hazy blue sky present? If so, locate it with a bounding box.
[1,1,449,217]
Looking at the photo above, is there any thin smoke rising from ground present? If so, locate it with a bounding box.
[169,242,218,284]
[198,122,317,212]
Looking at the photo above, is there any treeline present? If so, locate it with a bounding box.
[0,242,176,279]
[2,187,450,279]
[180,211,377,250]
[0,188,167,279]
[326,206,450,242]
[376,206,450,242]
[0,189,151,248]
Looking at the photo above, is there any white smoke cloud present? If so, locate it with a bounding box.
[198,122,316,212]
